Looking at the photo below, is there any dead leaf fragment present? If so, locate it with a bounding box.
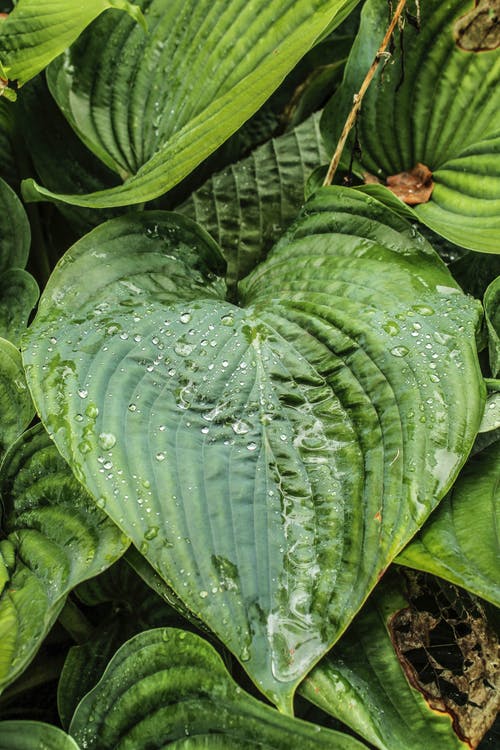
[454,0,500,52]
[385,162,434,205]
[389,572,500,749]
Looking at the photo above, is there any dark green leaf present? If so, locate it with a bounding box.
[69,628,366,749]
[484,278,500,377]
[397,440,500,607]
[22,0,359,208]
[0,424,129,691]
[0,337,33,461]
[322,0,500,253]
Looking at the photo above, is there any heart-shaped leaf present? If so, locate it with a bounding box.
[0,424,128,691]
[69,627,366,749]
[321,0,500,254]
[21,0,359,208]
[0,721,79,750]
[0,0,146,90]
[0,337,34,461]
[22,188,485,710]
[397,439,500,607]
[300,572,465,750]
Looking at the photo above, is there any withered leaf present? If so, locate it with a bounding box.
[389,572,500,749]
[454,0,500,52]
[385,162,434,205]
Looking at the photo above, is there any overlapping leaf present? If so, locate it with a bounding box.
[484,278,500,376]
[22,188,485,710]
[178,113,328,292]
[21,0,359,208]
[0,424,128,692]
[0,338,33,461]
[397,440,500,607]
[300,573,465,750]
[0,176,38,344]
[69,628,366,749]
[321,0,500,253]
[0,721,79,749]
[0,0,146,91]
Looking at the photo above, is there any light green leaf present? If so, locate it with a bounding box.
[479,384,500,433]
[22,0,359,208]
[178,113,328,292]
[69,627,366,749]
[322,0,500,254]
[300,573,465,750]
[484,277,500,377]
[0,337,33,461]
[0,721,79,750]
[22,188,485,711]
[396,440,500,607]
[0,0,146,91]
[0,424,129,692]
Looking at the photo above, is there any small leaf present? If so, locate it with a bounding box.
[0,337,34,461]
[322,0,500,253]
[21,0,359,208]
[0,424,129,691]
[69,628,366,749]
[22,189,485,709]
[484,277,500,376]
[0,0,146,91]
[300,572,466,750]
[0,721,79,749]
[397,440,500,607]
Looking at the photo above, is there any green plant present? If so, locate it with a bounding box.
[0,0,498,747]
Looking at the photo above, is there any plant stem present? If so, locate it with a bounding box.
[58,597,94,644]
[323,0,408,187]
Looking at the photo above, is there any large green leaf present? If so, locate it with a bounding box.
[300,573,465,750]
[0,176,38,345]
[396,440,500,607]
[69,627,366,749]
[22,188,485,711]
[321,0,500,254]
[0,0,146,90]
[0,721,79,749]
[0,424,129,692]
[178,113,328,293]
[21,0,359,208]
[0,337,33,462]
[484,278,500,377]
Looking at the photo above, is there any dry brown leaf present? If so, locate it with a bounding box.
[385,162,434,205]
[454,0,500,52]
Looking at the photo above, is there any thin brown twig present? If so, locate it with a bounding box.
[323,0,408,186]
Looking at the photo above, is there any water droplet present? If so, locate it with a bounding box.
[232,420,250,435]
[240,645,250,662]
[75,413,84,422]
[199,590,208,598]
[201,426,209,434]
[144,526,159,540]
[119,332,129,340]
[134,334,142,343]
[128,403,137,412]
[382,321,399,336]
[390,346,409,358]
[78,440,92,454]
[180,312,191,324]
[78,388,88,399]
[98,432,116,450]
[221,314,234,326]
[412,304,434,316]
[156,452,166,462]
[96,497,106,508]
[247,442,257,451]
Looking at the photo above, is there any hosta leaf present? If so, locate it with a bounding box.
[0,98,19,188]
[0,176,38,344]
[69,628,366,749]
[300,573,465,750]
[22,188,485,711]
[21,0,359,208]
[0,721,79,749]
[0,337,33,461]
[479,384,500,433]
[396,440,500,607]
[0,0,146,90]
[0,424,128,692]
[178,113,328,292]
[321,0,500,253]
[484,278,500,377]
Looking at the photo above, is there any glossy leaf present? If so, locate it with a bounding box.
[178,113,328,292]
[22,188,485,710]
[69,627,366,749]
[479,384,500,433]
[322,0,500,253]
[22,0,359,208]
[0,337,33,461]
[0,424,128,692]
[484,278,500,377]
[0,0,146,90]
[300,573,465,750]
[397,440,500,607]
[0,721,79,749]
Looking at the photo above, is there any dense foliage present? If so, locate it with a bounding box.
[0,0,498,747]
